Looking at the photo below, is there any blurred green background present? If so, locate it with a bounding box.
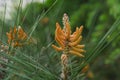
[0,0,120,80]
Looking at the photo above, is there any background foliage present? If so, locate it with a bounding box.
[0,0,120,80]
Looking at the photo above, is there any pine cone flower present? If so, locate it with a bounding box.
[6,26,27,47]
[52,14,86,57]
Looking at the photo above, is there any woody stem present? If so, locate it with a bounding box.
[61,52,69,80]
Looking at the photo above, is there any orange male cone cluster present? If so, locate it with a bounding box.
[6,26,27,47]
[52,13,86,57]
